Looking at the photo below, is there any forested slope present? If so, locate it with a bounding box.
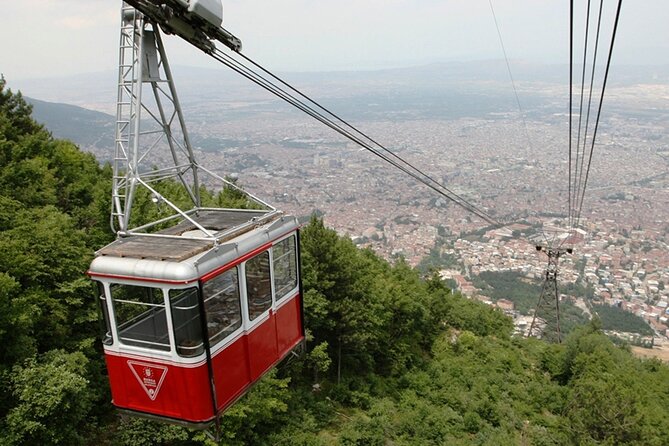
[1,79,668,446]
[0,78,113,445]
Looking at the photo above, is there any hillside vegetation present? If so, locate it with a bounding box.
[26,97,115,150]
[1,79,669,445]
[594,303,655,337]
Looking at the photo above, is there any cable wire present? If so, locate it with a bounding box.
[571,0,592,231]
[488,0,534,154]
[239,50,490,221]
[574,0,604,227]
[566,0,623,237]
[206,48,500,225]
[568,0,574,231]
[575,0,624,227]
[233,51,497,224]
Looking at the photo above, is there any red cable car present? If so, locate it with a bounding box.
[88,210,304,428]
[92,2,305,428]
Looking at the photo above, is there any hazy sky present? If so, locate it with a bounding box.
[2,0,668,81]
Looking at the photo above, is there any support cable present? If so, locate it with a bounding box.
[488,0,556,244]
[568,0,574,231]
[208,48,500,225]
[575,0,624,227]
[230,50,497,224]
[571,0,592,231]
[574,0,604,228]
[235,50,485,217]
[488,0,534,154]
[566,0,623,237]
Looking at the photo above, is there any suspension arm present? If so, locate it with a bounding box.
[123,0,242,53]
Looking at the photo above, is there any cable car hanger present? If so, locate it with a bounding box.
[90,3,306,436]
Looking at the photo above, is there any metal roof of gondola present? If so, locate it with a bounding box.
[96,209,281,262]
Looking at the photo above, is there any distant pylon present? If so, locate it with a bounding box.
[527,246,572,343]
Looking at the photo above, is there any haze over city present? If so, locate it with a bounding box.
[3,0,669,80]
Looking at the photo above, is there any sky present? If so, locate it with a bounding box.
[1,0,669,81]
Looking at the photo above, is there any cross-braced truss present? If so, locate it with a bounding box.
[527,246,572,343]
[111,5,275,241]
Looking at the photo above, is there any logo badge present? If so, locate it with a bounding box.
[127,360,168,401]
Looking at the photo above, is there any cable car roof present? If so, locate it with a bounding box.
[89,209,298,284]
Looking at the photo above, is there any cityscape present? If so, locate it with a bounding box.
[25,62,669,357]
[194,71,669,353]
[5,1,669,441]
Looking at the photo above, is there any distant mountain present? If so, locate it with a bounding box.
[16,61,669,108]
[18,60,669,149]
[26,97,115,149]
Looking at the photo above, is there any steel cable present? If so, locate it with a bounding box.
[208,48,500,225]
[231,50,498,224]
[574,0,624,227]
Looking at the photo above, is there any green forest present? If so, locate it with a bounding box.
[2,79,669,445]
[594,304,654,337]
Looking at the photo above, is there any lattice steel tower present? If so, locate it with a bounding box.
[113,6,201,232]
[527,246,572,343]
[111,4,271,240]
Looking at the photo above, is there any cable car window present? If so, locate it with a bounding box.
[96,282,113,345]
[169,288,204,357]
[203,267,242,346]
[246,251,272,321]
[273,236,298,300]
[111,284,170,352]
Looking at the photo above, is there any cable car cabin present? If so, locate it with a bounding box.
[88,209,304,428]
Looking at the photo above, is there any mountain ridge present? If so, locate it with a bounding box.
[26,96,114,149]
[13,59,669,110]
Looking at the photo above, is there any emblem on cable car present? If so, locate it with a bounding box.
[127,361,168,401]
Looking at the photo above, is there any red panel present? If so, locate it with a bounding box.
[104,295,305,422]
[210,334,251,410]
[209,303,303,414]
[275,294,303,354]
[105,354,214,423]
[247,312,279,380]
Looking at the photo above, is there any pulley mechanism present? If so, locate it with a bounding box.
[123,0,242,53]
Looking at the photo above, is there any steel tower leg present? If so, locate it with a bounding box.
[528,247,568,343]
[112,3,201,234]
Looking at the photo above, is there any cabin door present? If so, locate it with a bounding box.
[243,250,279,379]
[200,266,250,411]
